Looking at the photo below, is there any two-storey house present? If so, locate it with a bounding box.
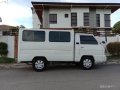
[31,2,120,34]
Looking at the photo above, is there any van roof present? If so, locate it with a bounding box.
[20,28,74,32]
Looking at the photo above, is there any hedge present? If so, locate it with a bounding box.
[0,42,8,56]
[107,42,120,56]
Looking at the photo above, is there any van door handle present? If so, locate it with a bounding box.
[76,42,79,44]
[81,46,84,48]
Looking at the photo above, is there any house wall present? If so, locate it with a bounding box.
[43,9,50,28]
[71,7,89,27]
[49,9,71,28]
[96,9,111,27]
[0,36,14,58]
[89,9,96,27]
[32,7,111,28]
[47,8,111,28]
[49,8,89,28]
[32,8,41,28]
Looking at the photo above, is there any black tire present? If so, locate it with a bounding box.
[75,62,80,67]
[32,58,47,72]
[80,57,94,70]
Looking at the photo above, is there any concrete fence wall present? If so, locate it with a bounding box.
[0,36,14,58]
[95,35,120,44]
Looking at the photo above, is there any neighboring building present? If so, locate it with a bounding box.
[0,25,18,36]
[0,25,18,58]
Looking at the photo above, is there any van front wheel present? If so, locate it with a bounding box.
[32,58,46,72]
[80,57,94,70]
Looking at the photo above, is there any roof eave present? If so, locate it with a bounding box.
[32,2,120,12]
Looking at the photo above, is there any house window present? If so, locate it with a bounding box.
[71,13,77,26]
[65,14,68,18]
[49,14,57,24]
[104,14,110,27]
[84,13,89,26]
[96,14,100,27]
[2,31,11,36]
[22,30,45,42]
[49,31,70,42]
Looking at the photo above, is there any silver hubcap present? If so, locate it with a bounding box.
[35,60,44,70]
[83,59,92,68]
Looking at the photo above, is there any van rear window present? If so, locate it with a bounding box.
[22,30,45,42]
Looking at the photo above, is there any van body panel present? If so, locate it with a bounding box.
[18,29,74,62]
[18,29,106,65]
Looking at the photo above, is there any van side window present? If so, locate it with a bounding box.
[80,35,98,44]
[22,30,45,42]
[49,31,70,42]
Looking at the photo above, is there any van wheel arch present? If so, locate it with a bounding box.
[80,55,95,70]
[32,56,48,62]
[32,56,48,72]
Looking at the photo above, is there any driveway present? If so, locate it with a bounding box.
[0,64,120,90]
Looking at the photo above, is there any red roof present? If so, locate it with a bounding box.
[0,25,16,31]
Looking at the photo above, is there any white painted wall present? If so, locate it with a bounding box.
[32,8,111,28]
[0,36,14,58]
[71,8,89,27]
[49,9,71,28]
[95,35,120,45]
[96,9,111,27]
[32,10,41,29]
[49,8,89,28]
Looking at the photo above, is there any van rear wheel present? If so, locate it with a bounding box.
[80,57,94,70]
[32,58,47,72]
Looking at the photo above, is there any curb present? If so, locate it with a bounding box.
[0,63,31,69]
[0,61,120,69]
[106,61,120,64]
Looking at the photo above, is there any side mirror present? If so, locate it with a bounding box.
[100,41,106,44]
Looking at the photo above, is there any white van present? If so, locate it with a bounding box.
[18,29,106,71]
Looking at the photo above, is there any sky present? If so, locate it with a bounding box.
[0,0,120,28]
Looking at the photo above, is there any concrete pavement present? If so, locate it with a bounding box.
[0,64,120,90]
[0,59,120,69]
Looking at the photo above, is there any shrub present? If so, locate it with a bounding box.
[0,42,7,49]
[112,21,120,34]
[107,42,120,56]
[0,42,8,56]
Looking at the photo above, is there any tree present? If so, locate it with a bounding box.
[11,26,19,36]
[19,25,25,28]
[112,21,120,34]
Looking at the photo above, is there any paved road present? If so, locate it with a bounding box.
[0,64,120,90]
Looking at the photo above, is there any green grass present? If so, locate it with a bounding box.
[0,57,15,64]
